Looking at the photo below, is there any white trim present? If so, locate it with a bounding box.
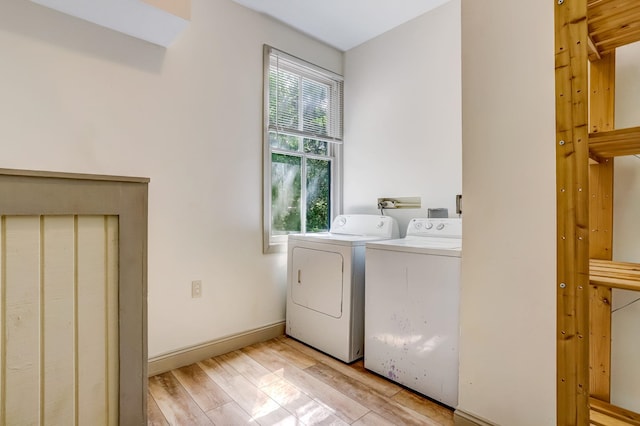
[147,321,285,376]
[265,45,344,82]
[263,44,342,253]
[454,409,498,426]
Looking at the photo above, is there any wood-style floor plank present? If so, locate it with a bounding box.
[392,389,454,426]
[150,337,454,426]
[218,350,282,388]
[352,411,398,426]
[260,377,349,426]
[147,391,169,426]
[171,363,232,412]
[265,337,319,369]
[198,357,294,424]
[305,362,441,426]
[148,372,213,425]
[279,336,403,397]
[243,341,369,423]
[205,401,256,425]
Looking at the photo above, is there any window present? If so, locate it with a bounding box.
[263,46,343,253]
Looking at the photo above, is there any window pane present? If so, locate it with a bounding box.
[306,158,331,233]
[271,153,302,235]
[302,78,329,135]
[270,131,300,151]
[303,138,328,156]
[269,67,299,130]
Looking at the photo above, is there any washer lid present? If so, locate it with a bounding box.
[366,236,462,256]
[288,232,391,246]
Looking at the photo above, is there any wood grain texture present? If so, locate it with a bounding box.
[392,390,454,426]
[589,53,615,135]
[278,337,403,398]
[589,284,612,402]
[149,372,212,425]
[217,350,281,388]
[198,357,290,423]
[590,259,640,291]
[588,0,640,56]
[352,411,397,426]
[555,0,591,423]
[590,397,640,425]
[565,0,640,422]
[205,401,256,425]
[589,126,640,158]
[588,51,615,404]
[150,337,452,425]
[147,391,169,426]
[589,160,614,260]
[259,377,348,425]
[171,364,232,412]
[304,362,440,426]
[591,410,638,426]
[255,357,368,423]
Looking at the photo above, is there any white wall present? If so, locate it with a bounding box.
[343,0,462,234]
[0,0,342,357]
[459,0,556,424]
[611,41,640,413]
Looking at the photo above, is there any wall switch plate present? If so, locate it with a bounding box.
[191,280,202,298]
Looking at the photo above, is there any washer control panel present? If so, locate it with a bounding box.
[406,218,462,238]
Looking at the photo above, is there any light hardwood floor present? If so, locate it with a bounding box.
[148,336,454,425]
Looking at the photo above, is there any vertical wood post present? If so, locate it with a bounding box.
[555,0,590,424]
[588,52,615,402]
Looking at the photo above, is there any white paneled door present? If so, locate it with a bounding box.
[1,215,119,425]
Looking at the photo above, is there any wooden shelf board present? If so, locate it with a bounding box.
[590,397,640,426]
[590,259,640,291]
[589,126,640,158]
[588,0,640,56]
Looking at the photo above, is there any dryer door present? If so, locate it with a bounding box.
[291,247,344,318]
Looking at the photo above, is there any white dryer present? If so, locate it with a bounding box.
[364,218,462,407]
[286,214,399,363]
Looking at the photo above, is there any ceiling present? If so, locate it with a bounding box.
[231,0,451,51]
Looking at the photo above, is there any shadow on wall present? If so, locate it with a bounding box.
[0,0,167,74]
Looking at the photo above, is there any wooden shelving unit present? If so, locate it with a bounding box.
[589,126,640,159]
[590,398,640,426]
[556,0,640,424]
[588,0,640,59]
[590,259,640,291]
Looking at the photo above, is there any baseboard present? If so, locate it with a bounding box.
[454,409,497,426]
[148,321,285,376]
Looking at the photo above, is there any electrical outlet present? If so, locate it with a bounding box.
[191,280,202,298]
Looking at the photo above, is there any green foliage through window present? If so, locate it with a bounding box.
[265,46,342,247]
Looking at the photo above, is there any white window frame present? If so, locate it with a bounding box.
[263,45,343,253]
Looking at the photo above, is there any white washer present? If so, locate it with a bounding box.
[364,218,462,407]
[286,214,399,363]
